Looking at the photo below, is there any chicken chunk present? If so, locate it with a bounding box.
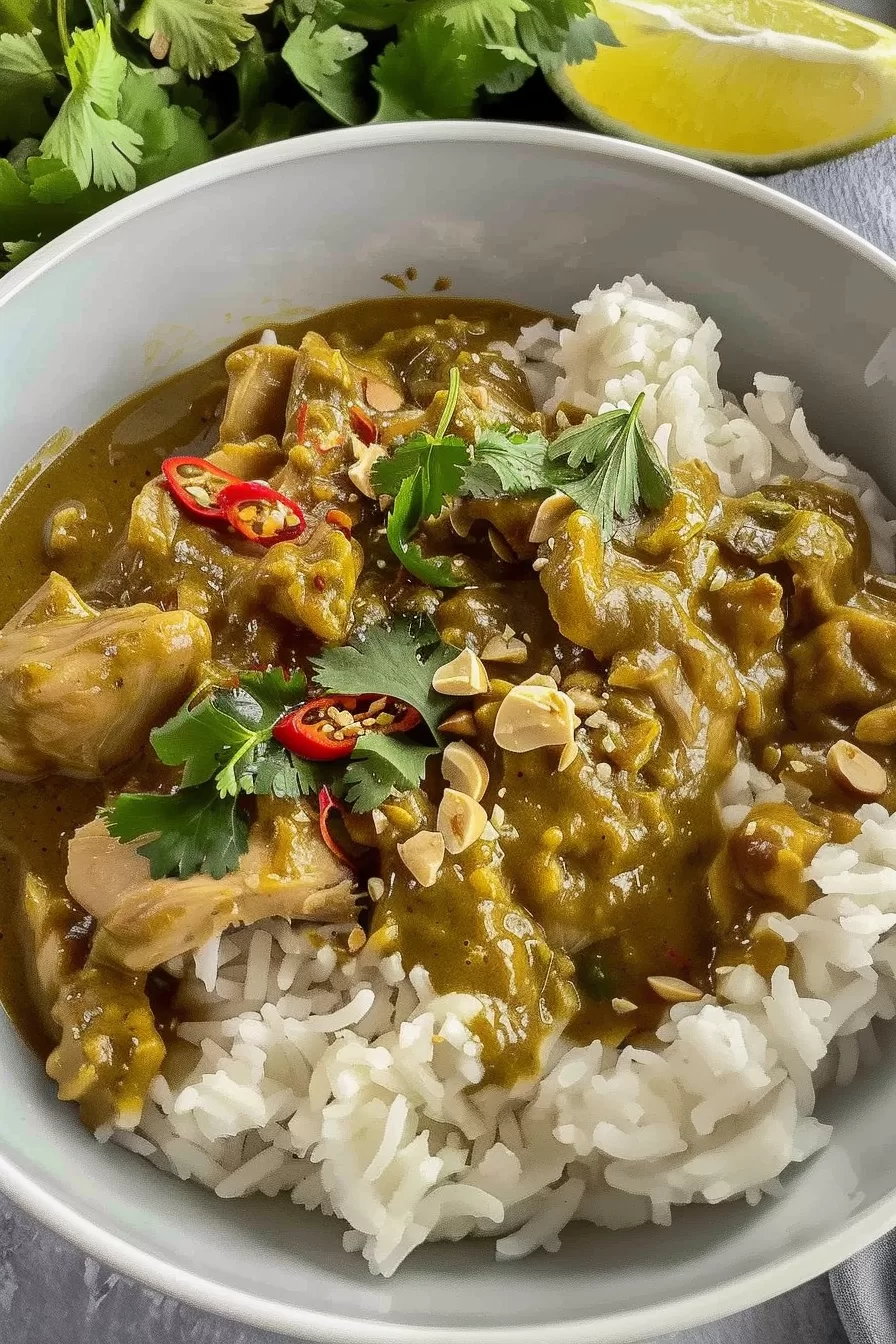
[66,798,357,971]
[218,340,298,444]
[0,573,211,779]
[251,522,363,644]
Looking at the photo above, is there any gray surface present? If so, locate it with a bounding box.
[2,132,895,1344]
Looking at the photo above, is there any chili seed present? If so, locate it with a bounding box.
[369,698,387,714]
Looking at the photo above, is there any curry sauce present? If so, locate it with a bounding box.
[2,296,896,1116]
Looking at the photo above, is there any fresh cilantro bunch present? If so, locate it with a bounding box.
[103,619,459,879]
[0,0,619,270]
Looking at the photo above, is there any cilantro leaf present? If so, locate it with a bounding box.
[462,425,551,498]
[148,667,307,798]
[562,12,620,66]
[117,66,213,187]
[311,617,460,740]
[41,20,143,192]
[0,33,59,141]
[212,100,319,154]
[343,734,438,812]
[129,0,275,79]
[103,783,250,879]
[238,739,334,797]
[337,0,406,27]
[547,394,673,539]
[410,0,529,60]
[282,16,369,125]
[517,0,618,71]
[150,693,252,787]
[371,367,470,586]
[372,433,468,512]
[0,153,104,268]
[237,667,308,727]
[372,19,491,121]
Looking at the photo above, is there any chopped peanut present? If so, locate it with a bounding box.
[441,741,489,800]
[437,789,488,854]
[432,647,490,696]
[397,830,445,887]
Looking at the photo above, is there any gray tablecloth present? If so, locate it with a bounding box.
[3,133,896,1344]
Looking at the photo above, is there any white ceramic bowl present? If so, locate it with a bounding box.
[3,123,896,1344]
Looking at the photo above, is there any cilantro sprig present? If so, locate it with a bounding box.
[546,392,674,538]
[102,620,460,879]
[372,391,673,584]
[103,667,319,878]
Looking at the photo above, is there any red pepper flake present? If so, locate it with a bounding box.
[326,508,353,537]
[295,400,308,443]
[349,404,378,446]
[313,574,326,591]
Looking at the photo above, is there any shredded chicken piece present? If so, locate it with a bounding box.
[0,573,211,780]
[66,798,357,971]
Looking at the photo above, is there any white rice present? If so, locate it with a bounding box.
[127,825,896,1277]
[112,278,896,1274]
[510,274,896,571]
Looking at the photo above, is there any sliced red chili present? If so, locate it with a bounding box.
[162,456,242,522]
[273,693,422,762]
[317,786,367,866]
[326,508,353,537]
[217,480,306,546]
[349,405,378,446]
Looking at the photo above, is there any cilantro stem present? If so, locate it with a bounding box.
[56,0,70,52]
[435,366,461,441]
[215,729,265,797]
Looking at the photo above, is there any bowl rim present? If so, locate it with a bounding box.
[3,118,896,1343]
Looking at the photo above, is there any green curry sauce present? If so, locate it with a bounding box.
[1,296,895,1114]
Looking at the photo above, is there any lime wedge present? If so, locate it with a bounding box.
[551,0,896,172]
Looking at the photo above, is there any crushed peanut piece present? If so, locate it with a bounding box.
[481,634,528,664]
[493,676,580,760]
[529,493,575,544]
[432,647,490,696]
[438,790,488,855]
[826,739,888,799]
[647,975,703,1004]
[438,708,477,737]
[363,377,403,413]
[347,444,386,499]
[398,830,445,886]
[441,740,489,800]
[367,876,385,902]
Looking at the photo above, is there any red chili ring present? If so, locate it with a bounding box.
[217,480,306,546]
